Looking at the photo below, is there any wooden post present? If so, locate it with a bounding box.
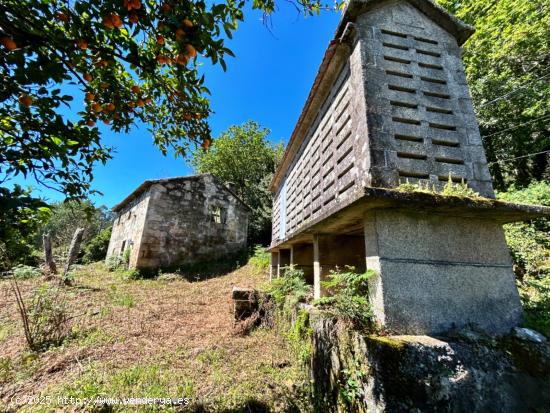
[64,228,84,280]
[42,232,57,275]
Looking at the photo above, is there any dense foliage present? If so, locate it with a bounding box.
[191,121,283,244]
[266,265,311,310]
[37,200,113,251]
[498,182,550,335]
[438,0,549,189]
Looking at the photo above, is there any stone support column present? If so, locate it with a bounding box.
[363,209,522,334]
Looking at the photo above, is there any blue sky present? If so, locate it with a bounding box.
[13,4,341,208]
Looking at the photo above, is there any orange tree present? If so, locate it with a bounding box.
[0,0,338,263]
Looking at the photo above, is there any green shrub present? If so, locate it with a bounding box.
[11,264,41,279]
[249,245,270,272]
[315,267,375,330]
[265,266,311,310]
[105,255,123,271]
[285,309,313,365]
[498,181,550,335]
[81,227,112,263]
[19,285,70,351]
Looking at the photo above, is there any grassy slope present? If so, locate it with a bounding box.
[0,263,307,412]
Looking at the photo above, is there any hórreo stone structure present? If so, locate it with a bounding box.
[107,174,249,270]
[268,0,550,334]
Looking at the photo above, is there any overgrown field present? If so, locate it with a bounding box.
[0,263,308,412]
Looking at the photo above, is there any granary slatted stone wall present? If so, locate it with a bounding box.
[272,59,365,241]
[359,1,494,197]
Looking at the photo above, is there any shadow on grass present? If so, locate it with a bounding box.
[151,250,252,282]
[187,399,271,412]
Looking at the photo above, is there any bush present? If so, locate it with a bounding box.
[12,283,70,351]
[105,255,123,272]
[315,267,375,330]
[249,245,270,272]
[10,265,41,279]
[265,266,311,310]
[82,227,112,263]
[497,181,550,335]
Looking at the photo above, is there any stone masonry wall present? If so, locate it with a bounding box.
[106,191,151,268]
[135,175,249,269]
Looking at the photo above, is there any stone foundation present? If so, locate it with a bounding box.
[364,209,522,334]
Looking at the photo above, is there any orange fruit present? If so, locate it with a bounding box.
[128,100,136,108]
[55,11,68,22]
[129,13,139,24]
[100,82,109,89]
[158,22,166,31]
[18,94,32,107]
[182,19,193,29]
[184,44,197,58]
[103,15,114,29]
[0,37,17,51]
[157,35,165,45]
[92,102,103,113]
[175,28,185,41]
[201,138,211,150]
[85,92,95,101]
[87,119,96,127]
[176,52,189,66]
[145,97,152,104]
[130,0,142,10]
[131,85,141,94]
[76,39,88,49]
[161,3,171,13]
[111,13,123,28]
[136,98,145,107]
[103,119,110,125]
[83,73,93,82]
[156,55,167,64]
[105,103,116,112]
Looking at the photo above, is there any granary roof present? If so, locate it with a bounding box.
[111,173,250,212]
[269,0,475,193]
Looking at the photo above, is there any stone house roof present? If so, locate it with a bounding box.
[269,0,475,193]
[112,173,251,212]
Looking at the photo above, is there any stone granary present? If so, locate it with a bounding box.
[268,0,549,334]
[106,174,249,271]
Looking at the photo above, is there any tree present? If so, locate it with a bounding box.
[191,121,283,244]
[0,185,51,272]
[37,200,114,253]
[437,0,550,189]
[0,0,340,267]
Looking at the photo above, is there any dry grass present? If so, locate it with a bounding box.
[0,263,309,412]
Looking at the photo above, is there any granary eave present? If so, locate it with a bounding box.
[112,173,251,213]
[269,0,475,194]
[268,187,550,250]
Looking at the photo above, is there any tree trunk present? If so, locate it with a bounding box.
[42,232,57,275]
[63,227,84,282]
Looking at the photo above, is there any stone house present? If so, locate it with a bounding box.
[268,0,549,334]
[106,174,249,270]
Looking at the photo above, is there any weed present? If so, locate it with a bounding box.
[315,267,375,330]
[11,265,41,279]
[105,254,123,271]
[249,245,270,272]
[265,266,312,310]
[12,283,70,351]
[285,309,313,365]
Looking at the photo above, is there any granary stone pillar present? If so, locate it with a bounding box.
[270,251,279,281]
[313,234,366,299]
[290,243,314,285]
[278,249,291,277]
[363,209,522,335]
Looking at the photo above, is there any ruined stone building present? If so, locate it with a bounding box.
[269,0,549,334]
[107,174,249,270]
